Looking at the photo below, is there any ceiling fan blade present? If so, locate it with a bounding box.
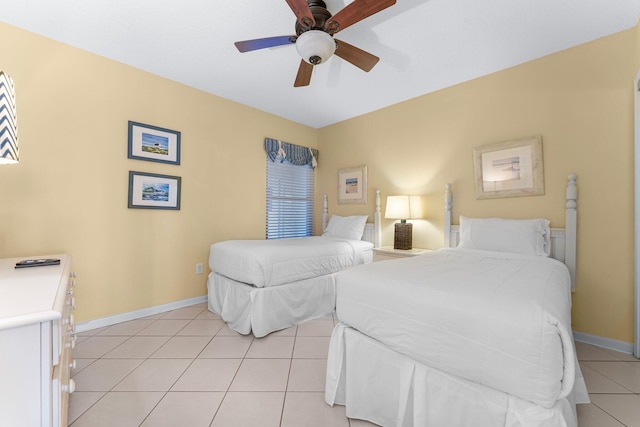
[334,39,379,72]
[325,0,396,34]
[234,36,296,52]
[285,0,316,28]
[294,60,313,87]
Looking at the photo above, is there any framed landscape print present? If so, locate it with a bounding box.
[338,165,367,204]
[128,171,181,210]
[473,136,544,199]
[128,121,181,165]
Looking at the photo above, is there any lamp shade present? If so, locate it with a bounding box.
[296,30,336,65]
[385,195,422,220]
[0,71,18,164]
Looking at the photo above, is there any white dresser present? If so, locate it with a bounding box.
[0,255,76,427]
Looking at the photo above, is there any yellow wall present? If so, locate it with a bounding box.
[0,23,317,322]
[2,20,639,344]
[318,27,638,343]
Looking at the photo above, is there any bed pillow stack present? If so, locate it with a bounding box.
[323,215,369,240]
[458,216,551,256]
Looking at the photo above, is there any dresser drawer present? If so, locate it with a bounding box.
[373,253,404,262]
[0,323,42,426]
[52,355,74,427]
[0,255,74,427]
[373,247,432,262]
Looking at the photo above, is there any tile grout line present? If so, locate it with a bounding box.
[137,307,217,426]
[207,325,257,426]
[587,397,631,427]
[70,307,209,426]
[70,322,152,425]
[279,326,299,427]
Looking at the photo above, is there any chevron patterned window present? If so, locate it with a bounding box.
[0,71,18,164]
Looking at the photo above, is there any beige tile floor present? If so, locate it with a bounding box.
[69,302,640,427]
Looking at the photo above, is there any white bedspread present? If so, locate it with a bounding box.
[326,325,584,427]
[335,248,587,409]
[209,236,373,288]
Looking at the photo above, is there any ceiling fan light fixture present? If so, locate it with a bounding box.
[295,30,336,65]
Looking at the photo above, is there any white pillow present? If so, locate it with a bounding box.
[458,216,551,256]
[323,215,369,240]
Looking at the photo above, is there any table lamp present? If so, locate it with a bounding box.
[385,195,422,250]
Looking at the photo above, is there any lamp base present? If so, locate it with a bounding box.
[394,222,413,250]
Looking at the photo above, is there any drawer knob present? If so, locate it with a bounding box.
[66,336,76,349]
[69,359,76,370]
[64,314,75,328]
[63,379,76,394]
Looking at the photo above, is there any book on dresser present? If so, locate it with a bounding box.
[0,254,76,427]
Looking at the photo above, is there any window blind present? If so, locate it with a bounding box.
[266,156,314,239]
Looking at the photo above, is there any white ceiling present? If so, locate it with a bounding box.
[2,0,640,128]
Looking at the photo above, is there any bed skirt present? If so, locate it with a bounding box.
[207,272,337,337]
[326,324,585,427]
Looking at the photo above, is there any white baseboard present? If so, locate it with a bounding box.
[573,331,634,354]
[75,295,208,333]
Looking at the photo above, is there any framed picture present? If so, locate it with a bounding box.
[338,166,367,204]
[128,171,181,210]
[473,136,544,199]
[128,121,181,165]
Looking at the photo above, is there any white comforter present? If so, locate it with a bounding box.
[209,236,373,288]
[336,248,585,409]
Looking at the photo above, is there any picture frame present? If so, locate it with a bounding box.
[128,171,181,210]
[338,166,368,204]
[128,121,181,165]
[473,135,544,199]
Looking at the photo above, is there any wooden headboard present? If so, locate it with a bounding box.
[443,174,578,290]
[322,189,382,248]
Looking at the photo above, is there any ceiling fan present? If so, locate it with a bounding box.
[234,0,396,87]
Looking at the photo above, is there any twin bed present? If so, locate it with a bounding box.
[325,175,588,427]
[207,191,382,337]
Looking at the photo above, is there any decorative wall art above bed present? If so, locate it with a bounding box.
[338,165,367,204]
[473,135,544,199]
[128,120,181,165]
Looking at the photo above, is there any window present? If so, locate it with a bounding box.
[266,156,314,239]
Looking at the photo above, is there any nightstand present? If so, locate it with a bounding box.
[373,246,432,262]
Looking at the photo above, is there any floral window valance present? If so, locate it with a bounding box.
[264,137,319,168]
